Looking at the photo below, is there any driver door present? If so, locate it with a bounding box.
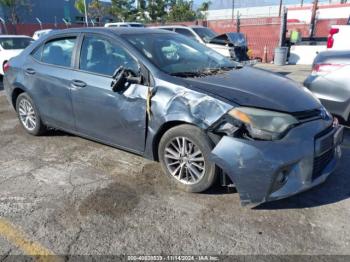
[70,33,148,153]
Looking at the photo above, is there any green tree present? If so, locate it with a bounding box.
[109,0,135,22]
[74,0,86,15]
[196,0,210,19]
[0,0,31,24]
[167,0,196,22]
[89,0,107,24]
[147,0,167,22]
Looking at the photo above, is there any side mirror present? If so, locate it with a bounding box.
[111,66,142,92]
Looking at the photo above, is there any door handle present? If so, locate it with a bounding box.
[25,68,36,75]
[71,80,86,89]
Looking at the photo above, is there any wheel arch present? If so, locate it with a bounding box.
[11,87,26,110]
[152,120,196,161]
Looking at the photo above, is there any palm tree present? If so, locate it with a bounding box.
[75,0,88,26]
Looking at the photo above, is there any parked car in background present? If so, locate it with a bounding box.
[153,25,252,63]
[104,22,144,28]
[3,28,343,206]
[304,51,350,123]
[327,25,350,50]
[32,29,53,40]
[0,35,33,75]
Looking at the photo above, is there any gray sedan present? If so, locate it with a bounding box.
[3,28,344,206]
[304,51,350,123]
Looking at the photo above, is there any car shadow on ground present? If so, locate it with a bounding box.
[0,76,3,91]
[275,72,291,76]
[255,128,350,210]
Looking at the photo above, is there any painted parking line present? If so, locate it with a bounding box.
[0,218,63,262]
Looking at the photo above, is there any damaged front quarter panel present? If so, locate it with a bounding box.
[143,77,233,159]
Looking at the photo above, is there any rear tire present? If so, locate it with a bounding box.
[16,92,46,136]
[158,124,217,193]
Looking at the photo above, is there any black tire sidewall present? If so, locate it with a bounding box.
[158,124,217,193]
[16,92,44,136]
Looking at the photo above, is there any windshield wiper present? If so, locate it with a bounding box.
[170,71,203,78]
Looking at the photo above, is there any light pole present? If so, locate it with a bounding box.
[84,0,89,27]
[0,17,8,34]
[36,17,43,30]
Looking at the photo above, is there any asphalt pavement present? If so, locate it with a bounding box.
[0,65,349,260]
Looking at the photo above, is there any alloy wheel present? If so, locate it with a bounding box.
[18,98,37,131]
[164,136,206,185]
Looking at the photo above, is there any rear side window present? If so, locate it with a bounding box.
[42,37,76,67]
[175,28,197,41]
[32,45,43,61]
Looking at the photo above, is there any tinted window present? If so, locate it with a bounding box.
[174,28,197,41]
[130,24,144,27]
[79,35,138,76]
[42,37,76,67]
[0,37,32,50]
[192,28,217,43]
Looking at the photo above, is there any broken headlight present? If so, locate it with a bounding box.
[217,107,299,141]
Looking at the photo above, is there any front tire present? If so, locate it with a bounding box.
[16,92,46,136]
[158,124,217,193]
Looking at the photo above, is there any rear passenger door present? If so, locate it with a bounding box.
[26,34,78,130]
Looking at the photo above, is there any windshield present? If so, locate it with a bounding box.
[0,37,32,50]
[192,27,217,43]
[124,33,237,76]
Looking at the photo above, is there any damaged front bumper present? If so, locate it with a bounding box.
[210,119,344,207]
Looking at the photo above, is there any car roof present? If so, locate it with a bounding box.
[0,35,32,38]
[47,27,170,36]
[34,29,52,33]
[153,25,206,29]
[153,25,191,29]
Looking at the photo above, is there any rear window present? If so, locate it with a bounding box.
[0,37,32,50]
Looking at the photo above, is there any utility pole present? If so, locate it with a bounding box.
[279,0,283,17]
[84,0,89,27]
[301,0,304,7]
[310,0,319,39]
[231,0,234,31]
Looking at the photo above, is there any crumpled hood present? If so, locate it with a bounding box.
[209,32,247,47]
[182,66,321,113]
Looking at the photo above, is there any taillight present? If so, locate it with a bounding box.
[3,62,10,74]
[327,28,339,48]
[312,63,344,76]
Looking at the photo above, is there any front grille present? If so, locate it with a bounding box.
[318,133,334,154]
[312,149,334,180]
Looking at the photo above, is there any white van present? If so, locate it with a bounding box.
[104,22,144,28]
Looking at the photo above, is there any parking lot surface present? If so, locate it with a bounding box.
[0,65,350,258]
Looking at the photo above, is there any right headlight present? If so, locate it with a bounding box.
[217,107,299,141]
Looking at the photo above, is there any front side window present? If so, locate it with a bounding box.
[42,37,76,67]
[125,33,236,75]
[79,35,138,76]
[0,37,32,50]
[175,28,197,41]
[192,28,217,43]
